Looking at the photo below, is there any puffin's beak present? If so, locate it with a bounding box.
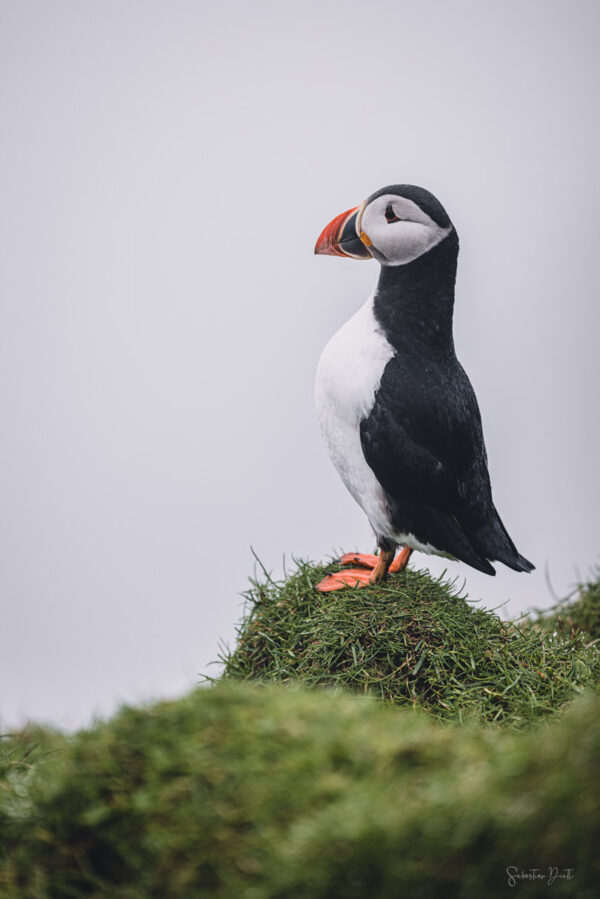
[314,204,372,259]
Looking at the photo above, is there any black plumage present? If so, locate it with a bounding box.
[360,192,533,576]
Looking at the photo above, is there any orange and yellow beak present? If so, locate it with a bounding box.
[314,203,372,259]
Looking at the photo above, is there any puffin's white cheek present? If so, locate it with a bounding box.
[375,223,434,265]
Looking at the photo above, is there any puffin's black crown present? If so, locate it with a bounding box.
[366,184,452,230]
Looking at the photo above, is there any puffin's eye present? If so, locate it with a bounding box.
[385,203,400,223]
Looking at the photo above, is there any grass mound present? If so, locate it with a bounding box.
[221,560,600,726]
[1,682,600,898]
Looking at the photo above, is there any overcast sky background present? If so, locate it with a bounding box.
[1,0,598,730]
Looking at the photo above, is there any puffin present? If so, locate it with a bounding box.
[314,184,534,592]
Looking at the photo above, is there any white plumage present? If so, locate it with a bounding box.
[315,292,442,556]
[315,293,394,538]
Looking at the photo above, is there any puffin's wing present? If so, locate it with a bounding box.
[359,391,498,574]
[359,384,533,575]
[359,401,464,510]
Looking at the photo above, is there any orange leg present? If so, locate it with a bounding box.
[389,546,413,573]
[316,546,413,592]
[369,548,395,584]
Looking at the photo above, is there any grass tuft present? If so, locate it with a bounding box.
[221,558,600,726]
[526,569,600,643]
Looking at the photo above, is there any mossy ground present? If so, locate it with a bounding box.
[2,683,599,898]
[1,560,599,898]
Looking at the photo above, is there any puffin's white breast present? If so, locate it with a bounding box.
[314,293,395,537]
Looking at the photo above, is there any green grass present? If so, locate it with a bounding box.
[526,569,600,643]
[1,559,599,897]
[221,559,600,726]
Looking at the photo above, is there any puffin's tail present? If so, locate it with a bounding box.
[473,506,535,573]
[497,550,535,573]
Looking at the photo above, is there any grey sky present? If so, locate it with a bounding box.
[1,0,598,729]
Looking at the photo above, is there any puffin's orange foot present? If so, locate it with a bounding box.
[316,569,373,593]
[317,547,414,593]
[339,552,380,569]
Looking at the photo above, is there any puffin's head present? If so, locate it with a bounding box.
[314,184,454,266]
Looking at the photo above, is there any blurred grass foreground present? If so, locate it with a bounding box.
[2,560,600,898]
